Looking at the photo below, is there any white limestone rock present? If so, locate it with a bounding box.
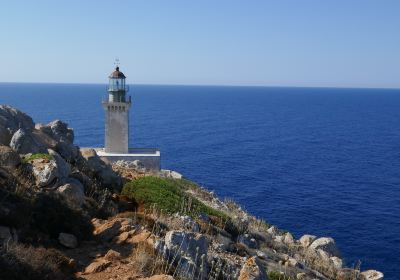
[31,158,59,187]
[48,149,70,179]
[267,226,278,236]
[0,105,35,145]
[330,256,343,270]
[10,128,47,154]
[164,230,208,279]
[360,270,384,280]
[299,234,317,248]
[161,169,183,179]
[309,237,340,257]
[283,232,295,245]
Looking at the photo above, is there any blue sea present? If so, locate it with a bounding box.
[1,83,400,279]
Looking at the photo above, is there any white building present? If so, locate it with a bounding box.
[96,65,161,170]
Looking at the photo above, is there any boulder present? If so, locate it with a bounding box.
[316,249,331,262]
[299,234,316,248]
[0,105,34,145]
[165,230,208,261]
[55,141,79,162]
[164,231,208,279]
[0,145,20,168]
[84,260,111,274]
[176,215,200,232]
[58,232,78,248]
[31,129,58,149]
[238,257,267,280]
[330,256,343,270]
[80,148,122,190]
[274,235,284,243]
[161,169,183,179]
[35,121,77,161]
[10,128,47,154]
[57,180,85,207]
[69,171,93,190]
[237,234,258,249]
[37,120,74,143]
[309,237,340,257]
[104,249,121,261]
[283,232,295,245]
[360,270,384,280]
[267,226,278,236]
[92,217,134,241]
[48,149,70,179]
[31,158,59,187]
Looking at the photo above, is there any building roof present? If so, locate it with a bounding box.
[109,67,126,79]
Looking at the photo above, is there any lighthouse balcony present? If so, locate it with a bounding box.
[102,94,132,104]
[107,84,130,92]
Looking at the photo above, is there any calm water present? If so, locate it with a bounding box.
[1,83,400,279]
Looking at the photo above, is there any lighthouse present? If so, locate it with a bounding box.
[102,66,131,153]
[96,63,161,171]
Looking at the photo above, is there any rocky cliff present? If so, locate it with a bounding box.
[0,105,383,280]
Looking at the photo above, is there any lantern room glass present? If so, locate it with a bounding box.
[109,77,125,91]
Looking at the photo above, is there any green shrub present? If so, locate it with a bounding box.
[22,153,53,163]
[122,177,227,220]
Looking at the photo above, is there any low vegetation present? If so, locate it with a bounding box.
[22,153,53,163]
[0,243,75,280]
[122,177,227,220]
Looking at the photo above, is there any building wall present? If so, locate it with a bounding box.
[104,103,130,153]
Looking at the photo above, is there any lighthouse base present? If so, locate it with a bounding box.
[95,148,161,171]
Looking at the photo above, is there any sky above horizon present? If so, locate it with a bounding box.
[0,1,399,88]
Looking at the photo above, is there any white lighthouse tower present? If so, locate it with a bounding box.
[102,65,131,153]
[96,63,161,171]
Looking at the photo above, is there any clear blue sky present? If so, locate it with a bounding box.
[0,0,399,88]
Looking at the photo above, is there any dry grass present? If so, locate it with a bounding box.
[0,243,76,280]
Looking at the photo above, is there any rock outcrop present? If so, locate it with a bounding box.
[0,105,34,145]
[299,234,317,248]
[80,148,122,191]
[309,237,340,258]
[31,157,59,187]
[10,128,48,154]
[360,270,384,280]
[57,180,85,207]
